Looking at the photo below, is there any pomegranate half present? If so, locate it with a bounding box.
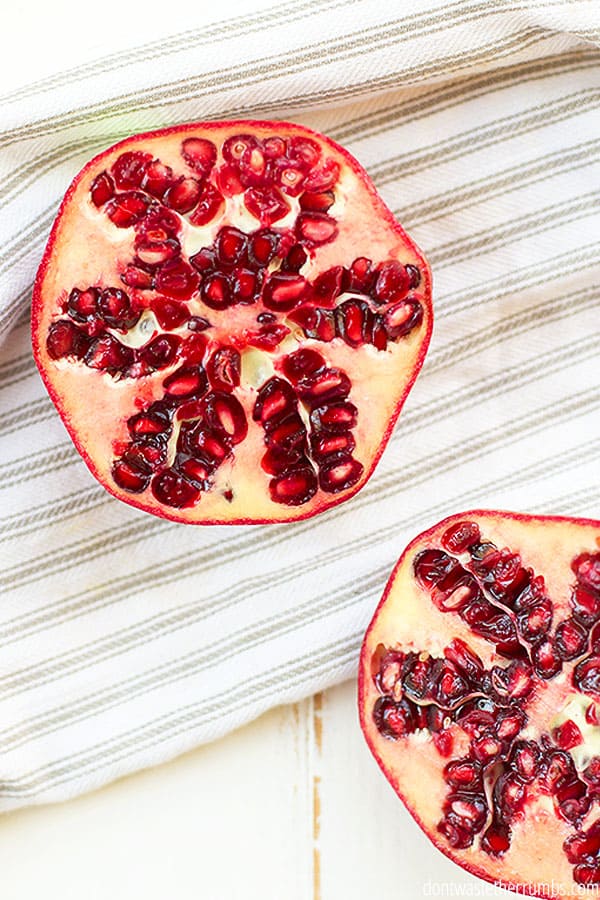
[32,120,432,524]
[359,510,600,897]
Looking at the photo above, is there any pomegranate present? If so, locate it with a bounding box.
[32,120,432,524]
[359,511,600,897]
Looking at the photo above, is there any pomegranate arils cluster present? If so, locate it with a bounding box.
[370,519,600,887]
[37,122,431,521]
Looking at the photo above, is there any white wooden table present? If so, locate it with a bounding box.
[0,680,514,899]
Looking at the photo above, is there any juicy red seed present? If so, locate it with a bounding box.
[261,445,307,476]
[244,186,290,225]
[111,151,151,189]
[178,420,231,461]
[297,367,351,409]
[373,260,411,304]
[67,287,99,321]
[139,334,181,369]
[373,696,416,739]
[445,793,488,832]
[122,438,167,472]
[201,272,232,309]
[565,828,600,864]
[190,247,216,274]
[140,159,174,197]
[263,136,287,158]
[136,206,181,239]
[573,553,600,591]
[288,136,321,169]
[543,750,578,792]
[303,159,340,192]
[413,549,457,588]
[384,298,423,340]
[90,171,115,206]
[444,759,482,790]
[203,393,248,444]
[177,456,215,489]
[491,659,533,699]
[135,238,180,268]
[471,733,502,763]
[444,638,484,681]
[121,265,154,289]
[510,741,540,782]
[311,266,344,307]
[335,298,371,347]
[496,708,526,741]
[105,191,151,227]
[206,346,241,392]
[263,273,308,311]
[239,145,269,187]
[97,288,137,329]
[295,212,337,245]
[246,323,290,350]
[553,719,583,750]
[222,134,259,164]
[437,817,474,850]
[163,366,208,398]
[481,821,511,857]
[181,137,217,177]
[574,656,600,697]
[310,401,358,434]
[530,637,562,679]
[574,865,600,886]
[216,226,248,265]
[155,260,199,301]
[46,320,90,360]
[517,599,553,642]
[112,458,151,493]
[471,613,521,657]
[84,334,134,372]
[269,465,318,507]
[233,268,260,303]
[344,257,373,293]
[179,334,208,364]
[127,409,171,438]
[151,468,200,508]
[299,190,334,212]
[571,585,600,626]
[432,569,480,613]
[247,229,280,268]
[441,521,481,554]
[163,177,202,214]
[189,182,225,226]
[281,348,326,383]
[318,455,363,493]
[253,377,297,428]
[151,297,190,330]
[216,164,244,197]
[586,704,600,726]
[273,160,305,195]
[555,617,589,660]
[282,243,308,272]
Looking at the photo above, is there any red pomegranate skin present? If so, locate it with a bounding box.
[359,510,600,899]
[32,120,432,525]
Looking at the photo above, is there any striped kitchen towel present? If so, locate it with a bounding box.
[0,0,598,810]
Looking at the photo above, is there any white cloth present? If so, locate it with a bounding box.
[0,0,598,810]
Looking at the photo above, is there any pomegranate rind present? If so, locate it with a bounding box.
[359,510,600,900]
[32,119,432,524]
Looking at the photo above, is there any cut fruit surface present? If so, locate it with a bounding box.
[32,120,432,524]
[359,511,600,898]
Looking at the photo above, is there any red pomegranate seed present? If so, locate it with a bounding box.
[140,159,174,198]
[262,273,308,311]
[318,455,363,493]
[151,468,200,508]
[281,348,325,383]
[481,820,511,857]
[571,585,600,626]
[444,759,482,790]
[299,190,335,212]
[565,825,600,864]
[163,366,208,398]
[573,553,600,591]
[181,137,217,178]
[296,367,351,408]
[135,238,180,268]
[246,323,290,350]
[90,171,115,206]
[253,377,297,428]
[344,257,373,293]
[244,186,290,225]
[303,158,340,191]
[203,393,248,444]
[216,226,248,266]
[553,719,583,750]
[216,164,244,197]
[223,133,259,163]
[189,182,225,226]
[555,617,588,660]
[163,177,202,214]
[67,287,99,321]
[247,229,280,268]
[263,136,287,158]
[335,298,372,347]
[586,703,600,725]
[46,320,90,359]
[150,297,190,330]
[413,549,457,588]
[310,401,358,434]
[155,260,199,301]
[137,206,181,240]
[84,334,133,372]
[206,347,241,393]
[373,260,412,304]
[97,288,138,329]
[201,272,232,310]
[442,521,481,554]
[239,145,268,187]
[311,266,344,306]
[106,191,150,227]
[111,151,152,189]
[269,465,318,507]
[472,733,502,763]
[384,298,423,340]
[282,243,308,272]
[574,656,600,697]
[295,212,338,245]
[139,334,181,369]
[112,458,151,492]
[444,638,484,681]
[273,160,305,196]
[179,334,208,364]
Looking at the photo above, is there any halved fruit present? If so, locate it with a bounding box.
[359,511,600,897]
[32,120,432,524]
